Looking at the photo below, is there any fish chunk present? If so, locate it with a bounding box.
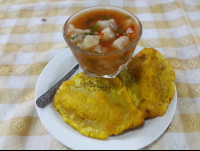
[54,73,144,140]
[82,35,100,50]
[97,19,118,31]
[112,36,130,50]
[74,29,90,35]
[100,27,115,41]
[68,24,91,43]
[68,24,90,36]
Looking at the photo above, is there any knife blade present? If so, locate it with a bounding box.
[36,64,79,108]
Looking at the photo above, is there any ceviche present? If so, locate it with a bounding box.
[64,7,142,78]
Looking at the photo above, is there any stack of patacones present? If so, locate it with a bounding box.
[53,48,176,140]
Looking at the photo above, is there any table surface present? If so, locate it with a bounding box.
[0,0,200,150]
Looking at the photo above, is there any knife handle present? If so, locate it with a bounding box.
[36,64,79,108]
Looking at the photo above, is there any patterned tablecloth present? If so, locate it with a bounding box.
[0,0,200,150]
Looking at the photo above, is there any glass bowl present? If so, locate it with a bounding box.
[63,6,143,78]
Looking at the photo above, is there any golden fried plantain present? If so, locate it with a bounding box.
[53,73,144,140]
[118,48,175,118]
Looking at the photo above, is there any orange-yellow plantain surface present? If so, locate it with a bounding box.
[118,48,176,118]
[53,73,144,140]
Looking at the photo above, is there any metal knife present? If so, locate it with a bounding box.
[36,64,79,108]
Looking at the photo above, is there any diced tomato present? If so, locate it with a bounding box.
[117,33,123,37]
[131,26,135,30]
[99,33,104,37]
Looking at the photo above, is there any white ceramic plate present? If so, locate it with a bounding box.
[35,45,177,150]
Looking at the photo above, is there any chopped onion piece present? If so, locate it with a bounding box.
[70,34,84,43]
[94,45,102,53]
[97,19,118,31]
[102,47,108,52]
[126,28,134,34]
[68,24,75,35]
[82,35,100,50]
[100,27,115,41]
[112,36,130,50]
[77,43,83,49]
[94,45,108,53]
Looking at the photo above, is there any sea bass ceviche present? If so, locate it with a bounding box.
[66,9,139,53]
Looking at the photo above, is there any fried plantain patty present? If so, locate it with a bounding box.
[54,73,144,140]
[118,48,176,118]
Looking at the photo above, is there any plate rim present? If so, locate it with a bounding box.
[35,46,177,150]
